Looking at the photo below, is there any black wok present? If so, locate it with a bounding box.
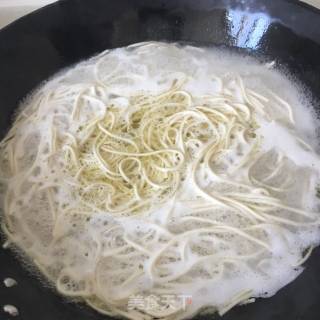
[0,0,320,319]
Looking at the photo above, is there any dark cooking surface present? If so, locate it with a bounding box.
[1,0,320,319]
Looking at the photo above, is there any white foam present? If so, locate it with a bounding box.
[258,119,320,168]
[3,278,17,288]
[3,305,19,317]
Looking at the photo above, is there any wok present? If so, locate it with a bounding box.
[0,0,320,319]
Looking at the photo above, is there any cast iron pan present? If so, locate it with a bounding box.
[0,0,320,319]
